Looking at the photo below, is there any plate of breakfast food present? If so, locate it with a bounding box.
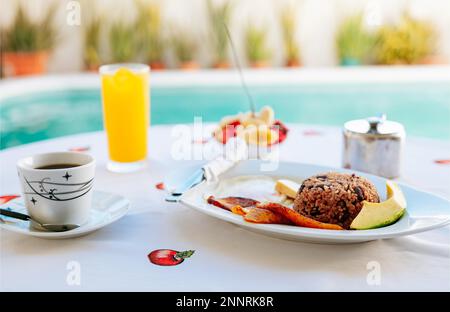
[180,161,450,244]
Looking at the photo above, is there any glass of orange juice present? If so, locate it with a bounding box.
[99,64,150,172]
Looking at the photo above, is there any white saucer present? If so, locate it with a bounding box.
[0,191,130,239]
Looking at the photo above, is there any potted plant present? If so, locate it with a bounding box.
[206,0,233,69]
[171,29,199,70]
[83,16,102,71]
[280,7,301,67]
[109,21,136,63]
[375,14,436,65]
[244,23,272,68]
[336,14,376,66]
[1,4,57,76]
[135,1,165,70]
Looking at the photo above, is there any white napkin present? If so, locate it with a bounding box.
[203,137,248,182]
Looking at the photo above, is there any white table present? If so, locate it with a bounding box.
[1,124,449,291]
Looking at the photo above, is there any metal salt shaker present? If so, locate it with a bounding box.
[342,114,405,178]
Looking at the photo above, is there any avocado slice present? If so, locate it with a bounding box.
[350,180,407,230]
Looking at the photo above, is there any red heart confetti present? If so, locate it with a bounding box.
[0,195,20,205]
[303,130,322,136]
[434,159,450,165]
[192,138,210,145]
[69,146,90,152]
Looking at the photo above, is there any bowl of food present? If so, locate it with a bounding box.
[212,106,288,159]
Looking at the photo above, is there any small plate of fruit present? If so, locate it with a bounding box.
[212,106,288,158]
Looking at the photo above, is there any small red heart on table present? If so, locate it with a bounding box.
[192,138,210,144]
[69,146,90,152]
[148,249,195,266]
[434,159,450,165]
[0,195,20,205]
[303,130,322,136]
[155,182,165,190]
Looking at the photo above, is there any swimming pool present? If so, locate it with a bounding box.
[1,68,449,149]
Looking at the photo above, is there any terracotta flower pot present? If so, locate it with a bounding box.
[3,51,49,76]
[86,64,100,72]
[213,61,230,69]
[250,61,269,69]
[180,61,199,71]
[419,55,448,65]
[149,61,166,71]
[286,59,302,68]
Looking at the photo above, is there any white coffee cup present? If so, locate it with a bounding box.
[16,152,95,228]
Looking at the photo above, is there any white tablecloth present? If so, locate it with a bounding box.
[1,125,449,291]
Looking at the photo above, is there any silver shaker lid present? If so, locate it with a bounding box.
[344,114,405,137]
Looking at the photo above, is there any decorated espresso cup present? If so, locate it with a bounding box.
[16,152,95,228]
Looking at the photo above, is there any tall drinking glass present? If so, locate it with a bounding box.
[99,64,150,172]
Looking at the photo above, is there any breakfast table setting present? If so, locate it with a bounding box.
[1,122,450,291]
[1,63,450,292]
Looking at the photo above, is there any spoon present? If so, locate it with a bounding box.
[0,208,80,232]
[223,22,257,117]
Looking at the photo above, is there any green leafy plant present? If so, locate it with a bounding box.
[109,21,136,62]
[83,16,102,69]
[376,14,435,65]
[280,6,300,65]
[171,28,197,64]
[135,1,164,64]
[244,23,271,65]
[1,4,57,52]
[336,14,376,65]
[206,0,233,65]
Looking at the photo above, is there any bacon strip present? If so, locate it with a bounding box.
[207,196,259,211]
[230,205,249,216]
[244,207,293,225]
[206,196,343,230]
[256,202,343,230]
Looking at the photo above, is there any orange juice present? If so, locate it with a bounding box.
[100,64,150,171]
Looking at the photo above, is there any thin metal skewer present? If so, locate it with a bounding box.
[223,22,256,116]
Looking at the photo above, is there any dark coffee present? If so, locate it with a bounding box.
[35,163,81,170]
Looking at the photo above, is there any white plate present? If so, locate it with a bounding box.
[0,191,130,239]
[180,161,450,244]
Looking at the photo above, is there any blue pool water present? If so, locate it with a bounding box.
[1,82,449,149]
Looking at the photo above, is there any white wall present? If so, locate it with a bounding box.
[1,0,449,72]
